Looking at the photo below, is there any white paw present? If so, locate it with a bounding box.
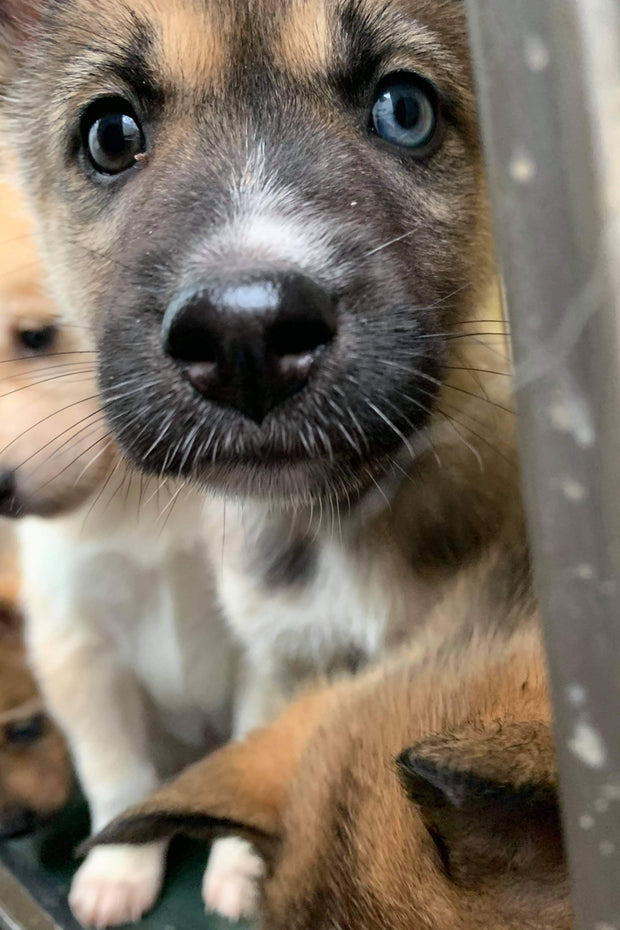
[69,842,167,928]
[203,837,265,922]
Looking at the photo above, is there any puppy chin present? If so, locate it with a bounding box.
[109,401,418,507]
[117,450,354,507]
[196,460,362,507]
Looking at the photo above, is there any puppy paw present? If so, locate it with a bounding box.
[203,837,265,922]
[69,842,167,928]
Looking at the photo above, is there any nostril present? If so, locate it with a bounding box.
[161,286,223,365]
[166,321,219,365]
[266,317,335,359]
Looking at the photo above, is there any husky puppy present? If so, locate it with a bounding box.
[0,0,524,920]
[0,176,238,927]
[92,585,571,930]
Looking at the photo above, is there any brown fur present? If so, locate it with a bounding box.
[276,1,332,77]
[94,613,572,930]
[124,0,227,88]
[0,581,73,835]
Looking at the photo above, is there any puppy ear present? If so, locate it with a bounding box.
[87,688,329,863]
[397,721,564,884]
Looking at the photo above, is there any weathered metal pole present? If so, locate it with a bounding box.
[464,2,620,927]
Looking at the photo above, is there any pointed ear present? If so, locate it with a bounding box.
[87,688,329,863]
[397,721,564,884]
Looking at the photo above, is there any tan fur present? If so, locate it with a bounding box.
[0,174,113,516]
[95,620,572,930]
[275,0,469,89]
[277,1,331,78]
[131,0,228,88]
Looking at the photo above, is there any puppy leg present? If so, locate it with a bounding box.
[30,630,166,928]
[203,660,283,921]
[203,836,265,922]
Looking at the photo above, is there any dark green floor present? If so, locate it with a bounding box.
[0,798,255,930]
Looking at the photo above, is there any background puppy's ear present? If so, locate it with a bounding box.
[397,721,565,885]
[88,687,330,863]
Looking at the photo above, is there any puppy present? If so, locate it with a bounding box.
[0,576,73,838]
[92,587,572,930]
[0,176,239,927]
[0,0,523,916]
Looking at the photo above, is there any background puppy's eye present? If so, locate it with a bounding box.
[370,74,438,151]
[17,324,57,354]
[83,98,145,175]
[5,714,46,746]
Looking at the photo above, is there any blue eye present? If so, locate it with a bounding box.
[371,76,438,151]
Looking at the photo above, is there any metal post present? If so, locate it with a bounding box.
[464,2,620,928]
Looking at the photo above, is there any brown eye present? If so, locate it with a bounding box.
[83,98,145,176]
[18,324,57,354]
[5,714,46,746]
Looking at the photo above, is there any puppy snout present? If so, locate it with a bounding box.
[0,470,20,518]
[162,273,337,424]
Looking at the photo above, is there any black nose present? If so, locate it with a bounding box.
[0,805,36,838]
[0,471,19,518]
[162,274,337,424]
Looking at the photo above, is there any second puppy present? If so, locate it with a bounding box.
[0,176,238,928]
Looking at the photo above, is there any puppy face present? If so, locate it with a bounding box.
[0,585,73,837]
[0,0,495,504]
[93,633,572,929]
[0,176,112,518]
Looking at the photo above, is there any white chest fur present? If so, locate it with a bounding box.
[18,479,236,743]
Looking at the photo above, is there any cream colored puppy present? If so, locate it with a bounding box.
[0,175,238,928]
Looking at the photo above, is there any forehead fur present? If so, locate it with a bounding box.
[34,0,470,101]
[276,0,468,80]
[112,0,227,89]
